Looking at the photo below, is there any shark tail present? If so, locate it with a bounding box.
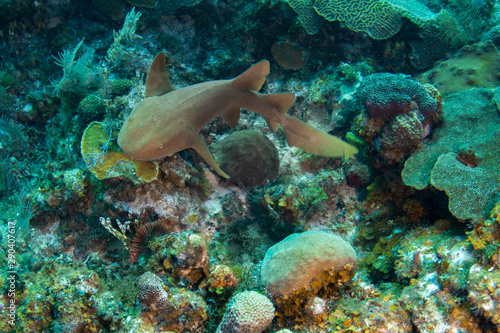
[233,60,270,91]
[282,115,358,159]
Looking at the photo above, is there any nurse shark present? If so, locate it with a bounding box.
[118,53,358,178]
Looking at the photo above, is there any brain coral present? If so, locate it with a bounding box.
[261,230,356,297]
[417,41,500,96]
[212,130,279,188]
[287,0,437,39]
[358,73,439,119]
[378,111,430,150]
[355,73,442,163]
[216,291,275,333]
[137,272,169,309]
[402,88,500,220]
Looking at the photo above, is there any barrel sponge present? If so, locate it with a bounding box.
[216,291,275,333]
[261,231,357,297]
[358,73,439,119]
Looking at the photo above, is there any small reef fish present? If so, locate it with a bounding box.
[118,53,358,178]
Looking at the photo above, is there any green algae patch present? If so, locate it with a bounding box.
[81,121,158,182]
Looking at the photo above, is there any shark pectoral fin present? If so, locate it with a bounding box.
[260,92,296,132]
[283,115,358,159]
[192,134,230,179]
[145,52,174,97]
[264,118,279,132]
[222,108,241,129]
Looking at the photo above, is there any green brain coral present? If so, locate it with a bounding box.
[286,0,437,39]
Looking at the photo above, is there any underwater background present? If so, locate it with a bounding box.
[1,0,500,332]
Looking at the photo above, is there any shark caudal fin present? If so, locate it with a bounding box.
[282,115,358,159]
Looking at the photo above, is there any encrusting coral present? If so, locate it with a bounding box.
[80,121,158,182]
[402,88,500,220]
[417,41,500,96]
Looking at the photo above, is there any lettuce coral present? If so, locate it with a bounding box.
[81,121,158,182]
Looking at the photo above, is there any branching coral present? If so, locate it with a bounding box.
[51,39,94,97]
[105,7,142,65]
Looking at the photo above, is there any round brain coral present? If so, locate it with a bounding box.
[216,291,275,333]
[212,130,279,188]
[358,73,439,119]
[355,73,442,164]
[261,231,357,297]
[137,272,169,310]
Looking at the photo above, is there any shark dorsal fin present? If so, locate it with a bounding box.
[232,60,270,91]
[145,52,174,97]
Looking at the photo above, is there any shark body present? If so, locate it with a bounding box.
[118,53,358,178]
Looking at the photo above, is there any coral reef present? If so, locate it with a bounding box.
[402,88,500,220]
[3,0,500,332]
[216,291,275,333]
